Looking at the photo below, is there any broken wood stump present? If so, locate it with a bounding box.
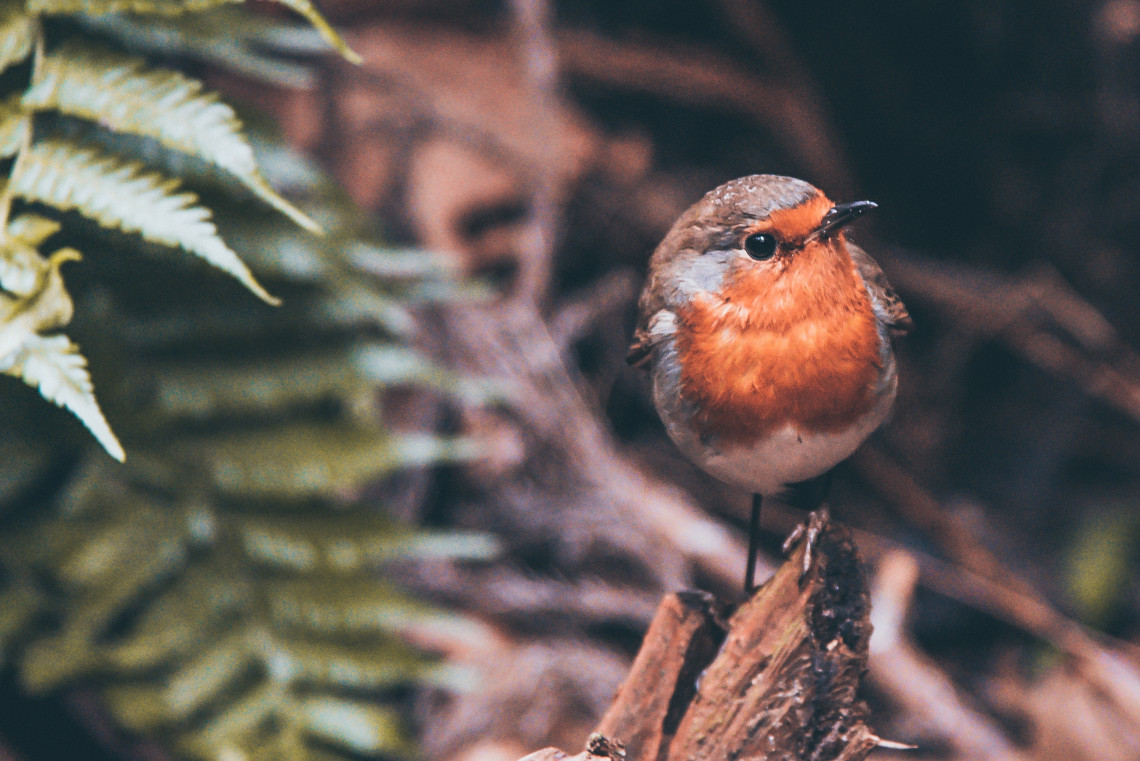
[516,517,883,761]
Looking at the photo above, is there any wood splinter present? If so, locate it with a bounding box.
[516,515,890,761]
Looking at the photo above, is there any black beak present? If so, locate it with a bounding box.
[805,200,877,243]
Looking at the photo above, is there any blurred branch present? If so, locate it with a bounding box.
[712,0,855,197]
[397,564,662,631]
[509,0,563,305]
[885,253,1140,421]
[557,29,854,194]
[435,298,757,595]
[855,445,1140,728]
[548,269,639,350]
[868,552,1030,761]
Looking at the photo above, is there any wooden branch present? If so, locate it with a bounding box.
[595,591,725,761]
[516,517,884,761]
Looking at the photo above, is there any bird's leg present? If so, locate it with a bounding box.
[781,470,835,584]
[782,507,830,582]
[744,493,763,594]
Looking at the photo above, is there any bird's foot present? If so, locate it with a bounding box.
[781,508,830,585]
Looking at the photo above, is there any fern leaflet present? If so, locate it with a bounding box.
[263,0,361,64]
[26,42,319,232]
[13,139,279,304]
[28,0,359,63]
[0,245,124,460]
[0,0,34,76]
[8,212,61,246]
[2,332,125,461]
[0,93,28,158]
[29,0,239,15]
[0,245,76,360]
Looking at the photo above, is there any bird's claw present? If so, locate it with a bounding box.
[781,508,830,585]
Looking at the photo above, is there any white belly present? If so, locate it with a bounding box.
[652,344,897,496]
[688,402,891,496]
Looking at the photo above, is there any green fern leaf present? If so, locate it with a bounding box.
[54,508,174,589]
[265,0,361,64]
[169,424,476,498]
[262,637,423,691]
[8,213,62,247]
[296,697,404,754]
[76,9,319,89]
[1,334,124,461]
[0,94,28,158]
[30,0,359,64]
[13,140,279,305]
[162,630,252,722]
[0,107,471,761]
[0,231,47,296]
[0,1,34,75]
[26,43,319,232]
[0,245,123,461]
[265,577,443,636]
[0,580,40,666]
[143,348,376,420]
[237,514,499,572]
[28,0,239,15]
[104,570,250,672]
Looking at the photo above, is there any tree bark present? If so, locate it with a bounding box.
[517,516,882,761]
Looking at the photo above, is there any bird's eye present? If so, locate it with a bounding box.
[744,232,778,260]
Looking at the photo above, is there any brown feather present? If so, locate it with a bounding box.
[848,243,913,335]
[627,328,654,366]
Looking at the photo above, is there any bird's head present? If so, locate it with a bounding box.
[651,174,876,314]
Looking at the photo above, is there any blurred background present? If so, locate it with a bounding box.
[4,1,1140,761]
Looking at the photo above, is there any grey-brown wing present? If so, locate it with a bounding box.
[627,330,654,367]
[627,273,666,367]
[850,244,913,336]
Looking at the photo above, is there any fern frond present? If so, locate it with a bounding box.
[144,348,375,420]
[0,334,124,460]
[294,697,404,754]
[0,232,47,296]
[53,507,173,588]
[269,637,424,690]
[265,577,441,636]
[28,0,238,15]
[237,514,499,572]
[76,9,318,88]
[0,93,28,158]
[13,140,279,304]
[26,43,319,232]
[348,243,458,281]
[31,0,359,64]
[0,248,75,343]
[169,424,475,499]
[0,581,40,666]
[266,0,360,64]
[0,246,123,461]
[8,213,62,247]
[0,89,477,761]
[0,0,35,76]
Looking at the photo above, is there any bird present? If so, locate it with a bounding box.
[628,174,911,592]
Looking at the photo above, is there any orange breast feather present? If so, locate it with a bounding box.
[675,241,883,443]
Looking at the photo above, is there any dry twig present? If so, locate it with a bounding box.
[509,0,564,304]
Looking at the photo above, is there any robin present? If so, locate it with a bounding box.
[628,175,911,592]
